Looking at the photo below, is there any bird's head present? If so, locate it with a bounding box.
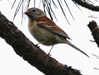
[25,8,45,20]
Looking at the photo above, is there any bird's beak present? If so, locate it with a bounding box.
[24,11,30,17]
[24,11,28,15]
[24,11,33,19]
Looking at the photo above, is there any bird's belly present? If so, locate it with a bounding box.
[29,26,59,45]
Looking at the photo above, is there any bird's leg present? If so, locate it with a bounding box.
[48,45,54,55]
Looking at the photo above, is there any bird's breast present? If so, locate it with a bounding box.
[28,21,56,45]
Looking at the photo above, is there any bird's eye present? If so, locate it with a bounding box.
[32,9,36,12]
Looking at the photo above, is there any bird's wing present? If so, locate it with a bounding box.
[36,16,71,39]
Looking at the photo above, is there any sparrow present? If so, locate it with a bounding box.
[25,7,89,57]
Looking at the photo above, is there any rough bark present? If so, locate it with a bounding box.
[0,13,82,75]
[88,21,99,47]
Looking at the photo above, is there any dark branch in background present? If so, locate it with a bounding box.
[87,21,99,71]
[72,0,99,11]
[0,13,82,75]
[87,21,99,47]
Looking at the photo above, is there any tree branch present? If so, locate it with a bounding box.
[0,13,81,75]
[87,21,99,47]
[72,0,99,11]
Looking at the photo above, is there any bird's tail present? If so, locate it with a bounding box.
[66,40,89,57]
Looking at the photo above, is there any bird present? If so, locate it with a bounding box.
[25,7,89,57]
